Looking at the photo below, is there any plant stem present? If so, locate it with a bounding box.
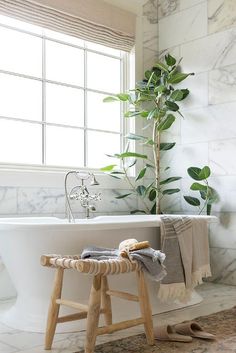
[122,159,150,213]
[152,121,161,214]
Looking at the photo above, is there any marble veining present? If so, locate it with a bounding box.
[158,0,180,19]
[208,0,236,34]
[209,64,236,105]
[143,0,158,24]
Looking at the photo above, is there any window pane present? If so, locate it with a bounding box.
[0,15,42,34]
[46,126,84,167]
[0,73,42,121]
[86,41,121,57]
[46,83,84,126]
[87,92,120,132]
[87,131,120,168]
[44,29,84,47]
[46,40,84,86]
[0,119,42,164]
[87,52,120,92]
[0,26,42,77]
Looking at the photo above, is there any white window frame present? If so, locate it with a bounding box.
[0,16,132,176]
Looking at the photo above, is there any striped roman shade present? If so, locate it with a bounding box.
[0,0,136,51]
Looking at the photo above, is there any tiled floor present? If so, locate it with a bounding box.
[0,283,235,353]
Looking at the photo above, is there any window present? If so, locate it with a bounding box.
[0,14,130,169]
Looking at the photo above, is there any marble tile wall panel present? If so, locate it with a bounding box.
[180,102,236,144]
[209,247,236,285]
[17,188,65,215]
[208,0,236,35]
[0,187,17,215]
[143,0,158,71]
[158,0,180,20]
[178,72,208,110]
[209,212,236,249]
[209,64,236,105]
[209,138,236,176]
[160,142,209,178]
[180,0,206,11]
[159,3,207,50]
[181,28,236,73]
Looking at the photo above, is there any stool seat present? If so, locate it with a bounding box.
[41,254,154,353]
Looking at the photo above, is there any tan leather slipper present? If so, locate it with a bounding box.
[154,324,192,342]
[175,321,216,340]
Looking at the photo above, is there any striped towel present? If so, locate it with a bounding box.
[158,216,212,302]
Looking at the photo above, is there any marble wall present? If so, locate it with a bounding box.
[157,0,236,285]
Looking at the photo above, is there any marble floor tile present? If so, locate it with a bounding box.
[0,283,235,353]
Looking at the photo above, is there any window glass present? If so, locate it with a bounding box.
[87,52,120,92]
[87,131,120,168]
[46,83,84,127]
[0,26,42,77]
[86,41,120,57]
[87,91,120,132]
[0,119,42,164]
[46,126,84,166]
[46,40,84,86]
[0,73,42,121]
[44,28,84,47]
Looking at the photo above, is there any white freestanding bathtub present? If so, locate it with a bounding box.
[0,215,214,332]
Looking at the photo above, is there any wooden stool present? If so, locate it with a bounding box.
[41,254,154,353]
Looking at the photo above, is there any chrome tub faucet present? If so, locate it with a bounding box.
[65,171,101,222]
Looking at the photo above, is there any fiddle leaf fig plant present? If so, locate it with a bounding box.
[101,53,195,214]
[184,166,219,215]
[102,53,218,216]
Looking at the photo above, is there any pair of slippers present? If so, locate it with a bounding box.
[154,321,216,343]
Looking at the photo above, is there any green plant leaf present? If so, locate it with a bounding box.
[190,182,207,191]
[150,203,156,214]
[187,167,202,180]
[125,133,147,141]
[154,62,169,72]
[135,167,147,181]
[207,204,212,215]
[115,193,132,199]
[130,209,146,214]
[149,189,156,201]
[110,171,125,175]
[165,53,176,66]
[144,70,152,80]
[147,108,158,120]
[100,164,117,171]
[160,142,176,150]
[165,100,179,111]
[158,114,175,131]
[120,152,148,159]
[103,96,119,102]
[199,166,211,179]
[168,72,194,84]
[160,176,181,185]
[146,163,155,168]
[162,188,180,195]
[184,196,200,206]
[170,90,184,101]
[181,89,190,99]
[124,111,145,118]
[116,93,130,101]
[136,185,147,196]
[140,111,149,118]
[127,159,137,168]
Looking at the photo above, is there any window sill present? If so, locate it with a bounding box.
[0,164,131,189]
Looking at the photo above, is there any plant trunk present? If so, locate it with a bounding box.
[153,122,161,214]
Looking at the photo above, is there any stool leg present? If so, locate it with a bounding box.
[136,270,154,345]
[101,276,112,325]
[84,274,102,353]
[45,267,64,350]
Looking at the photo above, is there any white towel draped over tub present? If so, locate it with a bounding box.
[158,216,212,302]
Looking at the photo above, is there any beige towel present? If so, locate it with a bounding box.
[158,216,212,302]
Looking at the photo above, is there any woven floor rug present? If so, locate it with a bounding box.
[76,306,236,353]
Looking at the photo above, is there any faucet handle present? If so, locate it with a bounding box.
[90,192,101,201]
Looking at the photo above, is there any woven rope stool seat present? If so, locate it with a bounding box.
[41,254,154,353]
